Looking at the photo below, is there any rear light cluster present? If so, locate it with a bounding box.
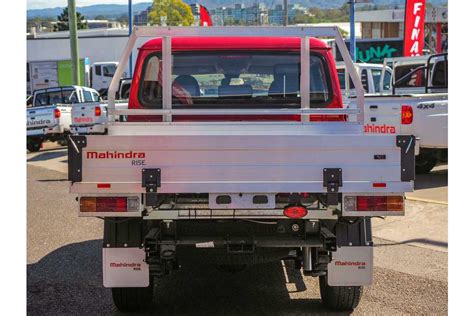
[80,196,140,213]
[54,108,61,119]
[344,196,404,212]
[401,105,413,125]
[95,106,101,117]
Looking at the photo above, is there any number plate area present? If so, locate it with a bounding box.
[209,193,276,209]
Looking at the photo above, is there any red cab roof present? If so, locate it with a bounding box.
[140,36,330,51]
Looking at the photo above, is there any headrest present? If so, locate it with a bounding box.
[218,84,253,97]
[173,75,200,96]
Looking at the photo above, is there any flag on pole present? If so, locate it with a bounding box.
[199,5,213,26]
[404,0,426,56]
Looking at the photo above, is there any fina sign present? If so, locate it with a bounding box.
[404,0,426,56]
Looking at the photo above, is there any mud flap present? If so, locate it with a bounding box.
[103,248,149,287]
[327,246,373,286]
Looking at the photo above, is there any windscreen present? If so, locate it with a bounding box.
[139,52,333,109]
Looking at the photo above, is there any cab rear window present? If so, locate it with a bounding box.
[394,64,426,88]
[139,52,333,109]
[34,89,77,107]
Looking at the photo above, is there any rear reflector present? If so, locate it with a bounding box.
[95,106,101,117]
[372,182,387,188]
[344,196,403,212]
[97,183,111,189]
[283,206,308,219]
[401,105,413,125]
[80,197,140,213]
[54,108,61,119]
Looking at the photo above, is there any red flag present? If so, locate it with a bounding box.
[404,0,426,56]
[199,5,213,26]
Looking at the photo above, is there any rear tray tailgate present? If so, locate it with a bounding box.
[27,106,57,129]
[69,124,414,194]
[72,103,103,126]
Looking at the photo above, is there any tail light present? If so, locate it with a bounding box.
[80,196,140,213]
[344,196,404,213]
[95,106,101,117]
[283,205,308,219]
[401,105,413,124]
[54,108,61,119]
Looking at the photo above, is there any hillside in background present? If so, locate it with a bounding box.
[27,0,448,19]
[27,2,152,19]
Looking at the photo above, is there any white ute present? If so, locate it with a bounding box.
[341,54,447,173]
[26,86,101,152]
[70,79,131,135]
[68,27,415,312]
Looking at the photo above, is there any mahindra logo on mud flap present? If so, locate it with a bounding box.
[335,261,367,269]
[110,262,142,271]
[86,151,146,159]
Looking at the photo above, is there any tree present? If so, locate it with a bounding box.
[53,7,88,32]
[148,0,194,26]
[94,15,107,20]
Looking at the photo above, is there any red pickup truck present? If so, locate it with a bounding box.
[69,27,414,313]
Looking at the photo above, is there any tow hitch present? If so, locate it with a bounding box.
[226,239,255,253]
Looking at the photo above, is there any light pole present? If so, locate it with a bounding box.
[128,0,133,77]
[68,0,80,85]
[349,0,356,62]
[349,1,371,62]
[283,0,288,26]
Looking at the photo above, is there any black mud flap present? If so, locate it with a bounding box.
[68,135,87,183]
[335,218,373,247]
[396,135,416,181]
[103,218,143,248]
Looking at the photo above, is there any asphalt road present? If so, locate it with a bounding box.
[27,143,448,315]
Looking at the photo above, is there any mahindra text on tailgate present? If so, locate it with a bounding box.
[27,106,57,128]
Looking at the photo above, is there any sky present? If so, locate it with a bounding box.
[27,0,131,10]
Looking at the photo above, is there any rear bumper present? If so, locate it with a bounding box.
[27,128,46,137]
[144,209,337,220]
[27,124,63,136]
[71,124,106,135]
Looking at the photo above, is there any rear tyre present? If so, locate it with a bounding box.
[57,138,68,147]
[415,154,437,174]
[112,281,154,312]
[27,139,42,152]
[319,275,363,311]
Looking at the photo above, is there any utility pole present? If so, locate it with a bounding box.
[68,0,80,85]
[283,0,288,26]
[128,0,133,77]
[349,0,357,61]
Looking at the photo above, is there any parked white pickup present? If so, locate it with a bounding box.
[26,86,101,152]
[70,101,128,135]
[337,62,393,97]
[71,78,131,135]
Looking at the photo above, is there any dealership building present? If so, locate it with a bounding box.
[355,6,448,53]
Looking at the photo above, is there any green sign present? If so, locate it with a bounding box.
[57,59,85,86]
